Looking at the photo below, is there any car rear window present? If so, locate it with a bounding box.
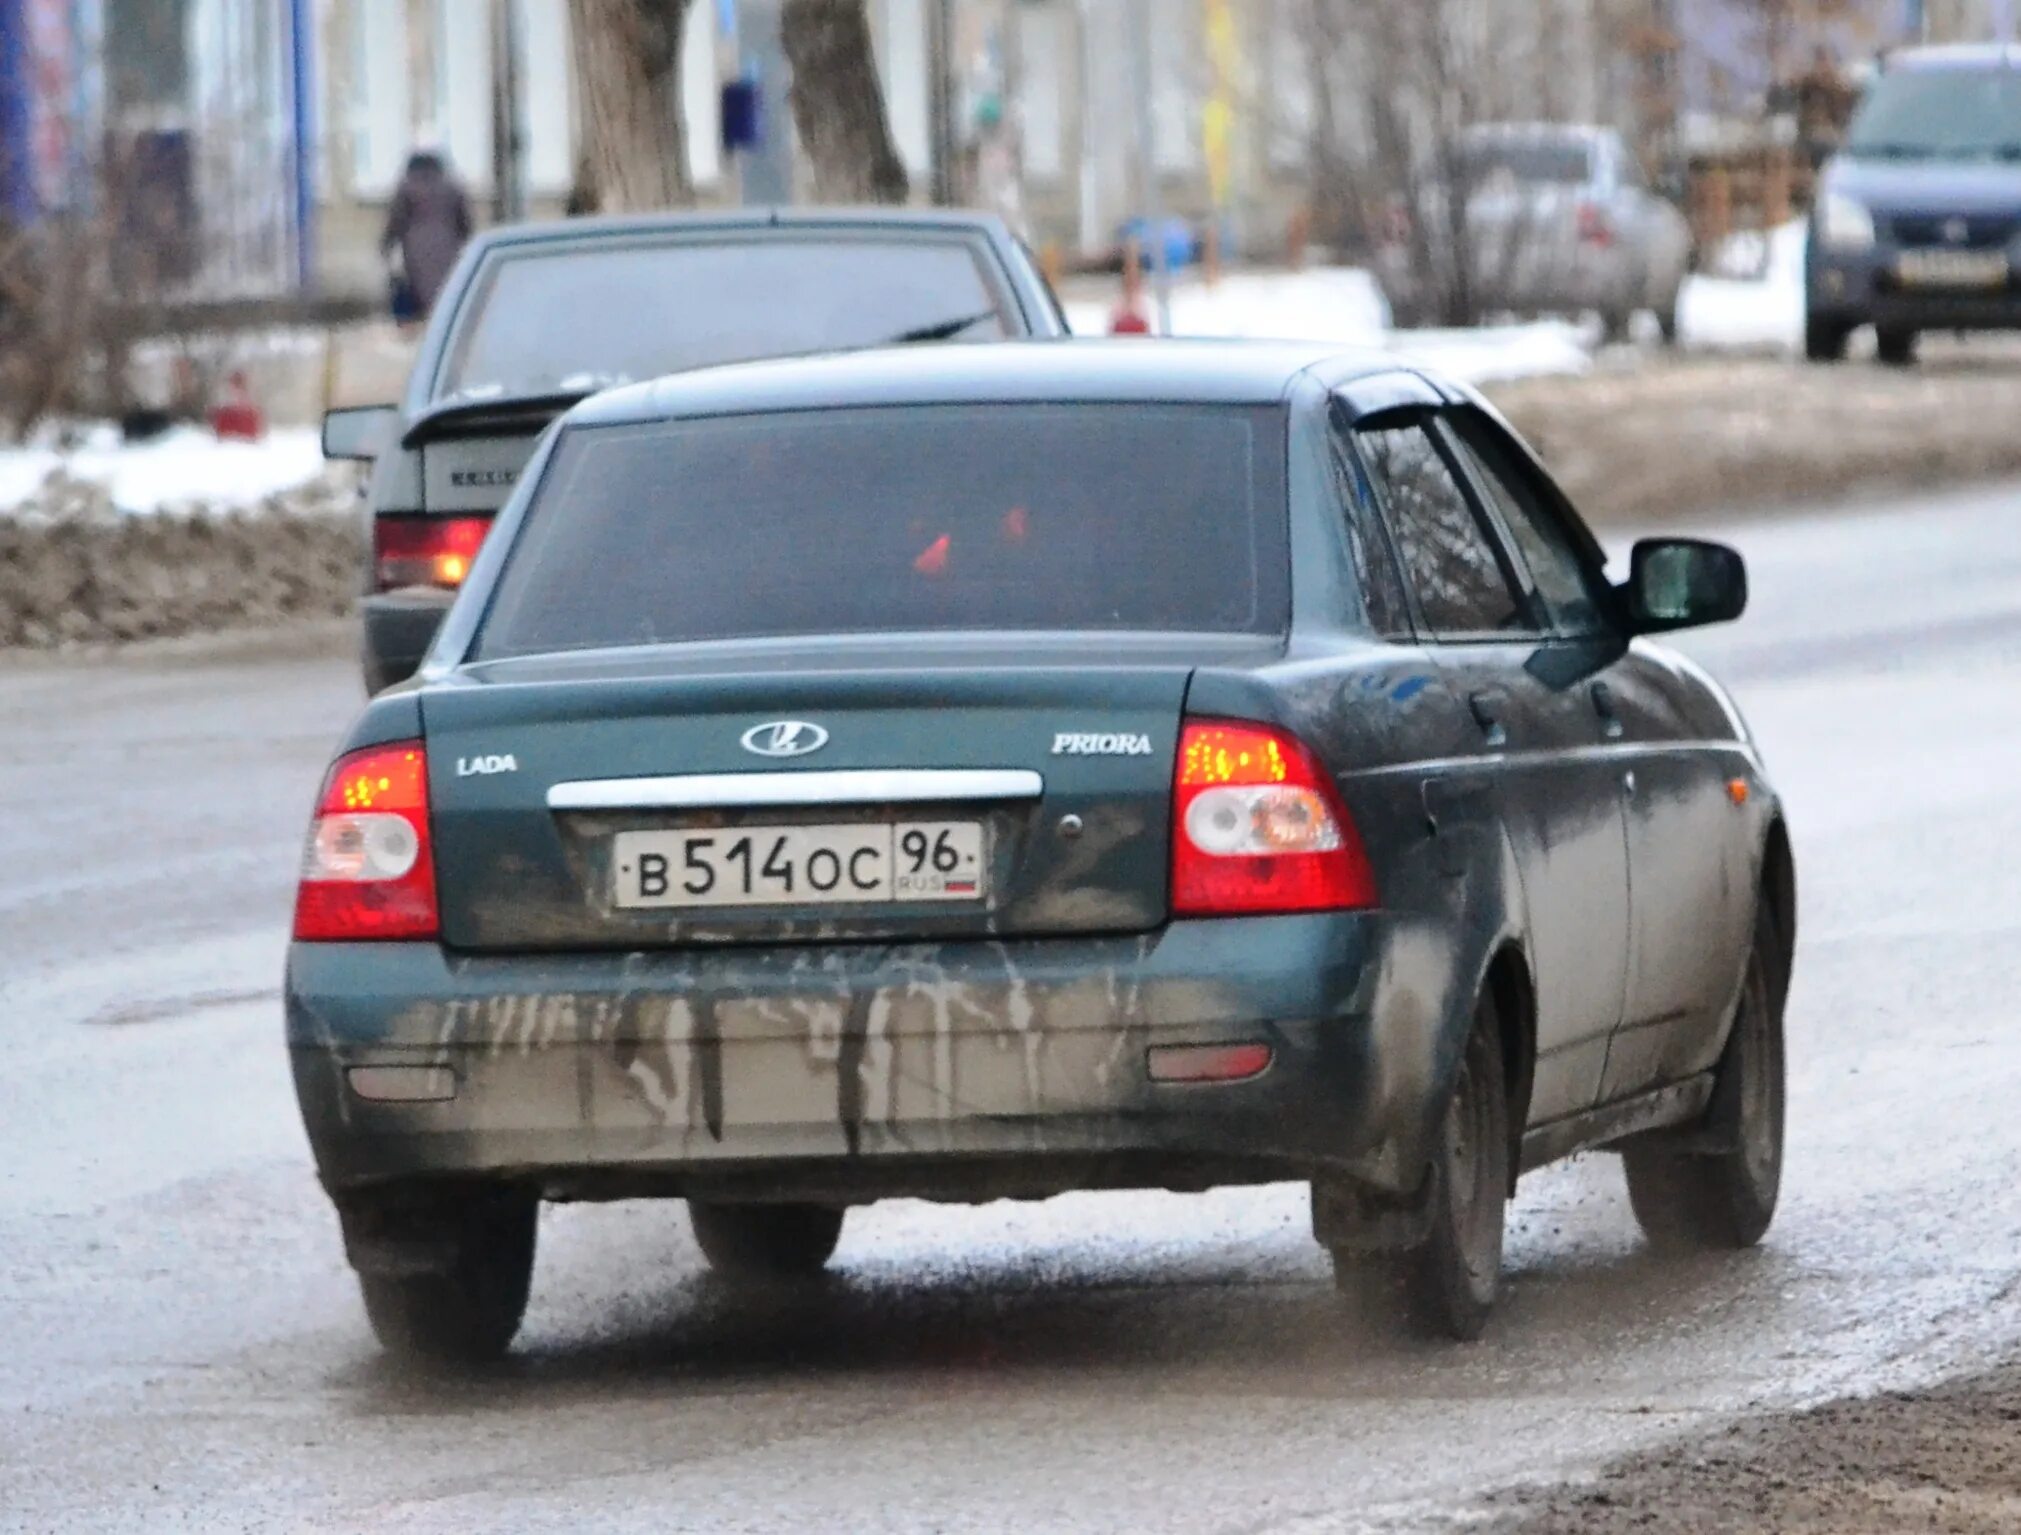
[437,237,1013,400]
[1461,140,1594,186]
[1848,66,2021,158]
[473,405,1287,658]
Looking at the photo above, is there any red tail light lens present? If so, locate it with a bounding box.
[1171,720,1376,917]
[293,741,439,941]
[1576,202,1615,248]
[374,516,490,590]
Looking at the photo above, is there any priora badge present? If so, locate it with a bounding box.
[741,720,829,759]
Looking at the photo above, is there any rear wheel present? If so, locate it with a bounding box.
[690,1201,845,1280]
[1657,289,1684,346]
[1334,990,1509,1341]
[1876,326,1919,366]
[357,1191,537,1366]
[1623,903,1786,1251]
[1804,315,1851,362]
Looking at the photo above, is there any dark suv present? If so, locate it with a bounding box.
[322,209,1069,692]
[1807,45,2021,364]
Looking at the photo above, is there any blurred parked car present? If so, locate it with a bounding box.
[1807,44,2021,365]
[1376,123,1694,342]
[321,209,1070,693]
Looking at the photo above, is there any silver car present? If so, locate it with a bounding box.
[1378,123,1695,341]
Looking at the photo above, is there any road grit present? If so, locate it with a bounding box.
[1491,1364,2021,1534]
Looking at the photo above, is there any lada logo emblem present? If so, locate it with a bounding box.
[741,721,830,758]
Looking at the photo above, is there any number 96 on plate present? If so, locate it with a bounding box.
[613,821,988,910]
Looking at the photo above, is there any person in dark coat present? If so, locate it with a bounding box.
[381,149,473,329]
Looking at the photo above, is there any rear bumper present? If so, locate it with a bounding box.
[359,589,454,691]
[286,914,1412,1202]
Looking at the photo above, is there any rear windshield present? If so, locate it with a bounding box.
[437,237,1013,401]
[1848,66,2021,158]
[473,405,1287,658]
[1461,140,1594,186]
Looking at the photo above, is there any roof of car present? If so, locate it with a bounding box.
[566,340,1402,424]
[467,206,1016,254]
[1886,43,2021,71]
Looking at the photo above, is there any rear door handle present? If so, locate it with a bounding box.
[1591,681,1625,740]
[1467,691,1508,749]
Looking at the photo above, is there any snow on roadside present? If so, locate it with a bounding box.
[1677,220,1807,353]
[0,422,328,517]
[1064,265,1592,384]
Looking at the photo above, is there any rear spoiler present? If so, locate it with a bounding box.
[400,390,595,450]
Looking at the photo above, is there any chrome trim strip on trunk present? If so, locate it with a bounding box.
[546,768,1046,812]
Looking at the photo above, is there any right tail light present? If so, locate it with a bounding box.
[1170,720,1377,917]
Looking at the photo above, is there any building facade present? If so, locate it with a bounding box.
[4,0,2015,301]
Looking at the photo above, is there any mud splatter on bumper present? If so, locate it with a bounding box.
[287,914,1411,1197]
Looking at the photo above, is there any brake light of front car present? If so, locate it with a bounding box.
[1170,720,1377,917]
[373,515,491,590]
[293,741,439,941]
[1576,202,1616,248]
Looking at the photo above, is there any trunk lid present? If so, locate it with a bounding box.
[422,638,1262,951]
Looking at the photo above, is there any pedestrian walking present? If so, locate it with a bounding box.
[381,147,473,333]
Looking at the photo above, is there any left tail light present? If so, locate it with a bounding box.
[1171,720,1377,917]
[374,515,490,590]
[293,741,439,941]
[1576,202,1615,248]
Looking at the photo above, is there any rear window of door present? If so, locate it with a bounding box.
[1440,412,1612,638]
[474,404,1289,658]
[1355,417,1529,640]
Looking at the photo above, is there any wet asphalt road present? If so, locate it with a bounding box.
[5,484,2021,1533]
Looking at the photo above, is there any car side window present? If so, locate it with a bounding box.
[1441,411,1612,638]
[1356,417,1528,640]
[1325,402,1413,639]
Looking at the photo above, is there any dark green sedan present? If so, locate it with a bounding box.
[287,341,1795,1362]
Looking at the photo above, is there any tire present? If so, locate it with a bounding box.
[1657,290,1683,346]
[1804,315,1851,362]
[1333,990,1510,1342]
[1876,326,1919,366]
[357,1191,538,1366]
[690,1201,845,1280]
[1623,902,1787,1252]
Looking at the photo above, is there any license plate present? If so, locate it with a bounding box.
[1897,249,2010,289]
[613,822,987,909]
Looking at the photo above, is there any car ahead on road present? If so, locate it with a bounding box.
[1376,123,1694,341]
[319,208,1069,693]
[287,341,1794,1362]
[1808,45,2021,365]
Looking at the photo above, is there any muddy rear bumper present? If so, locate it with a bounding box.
[286,914,1416,1202]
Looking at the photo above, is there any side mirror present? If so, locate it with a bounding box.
[322,404,399,462]
[1627,539,1747,633]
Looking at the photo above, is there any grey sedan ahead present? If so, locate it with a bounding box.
[321,208,1068,692]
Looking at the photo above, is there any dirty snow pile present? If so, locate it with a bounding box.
[0,465,361,649]
[1064,265,1592,383]
[0,422,330,517]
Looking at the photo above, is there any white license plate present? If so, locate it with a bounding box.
[613,822,987,909]
[1897,250,2010,289]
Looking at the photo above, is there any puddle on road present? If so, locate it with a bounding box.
[85,986,278,1027]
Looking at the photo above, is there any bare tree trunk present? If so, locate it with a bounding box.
[568,0,695,213]
[780,0,909,204]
